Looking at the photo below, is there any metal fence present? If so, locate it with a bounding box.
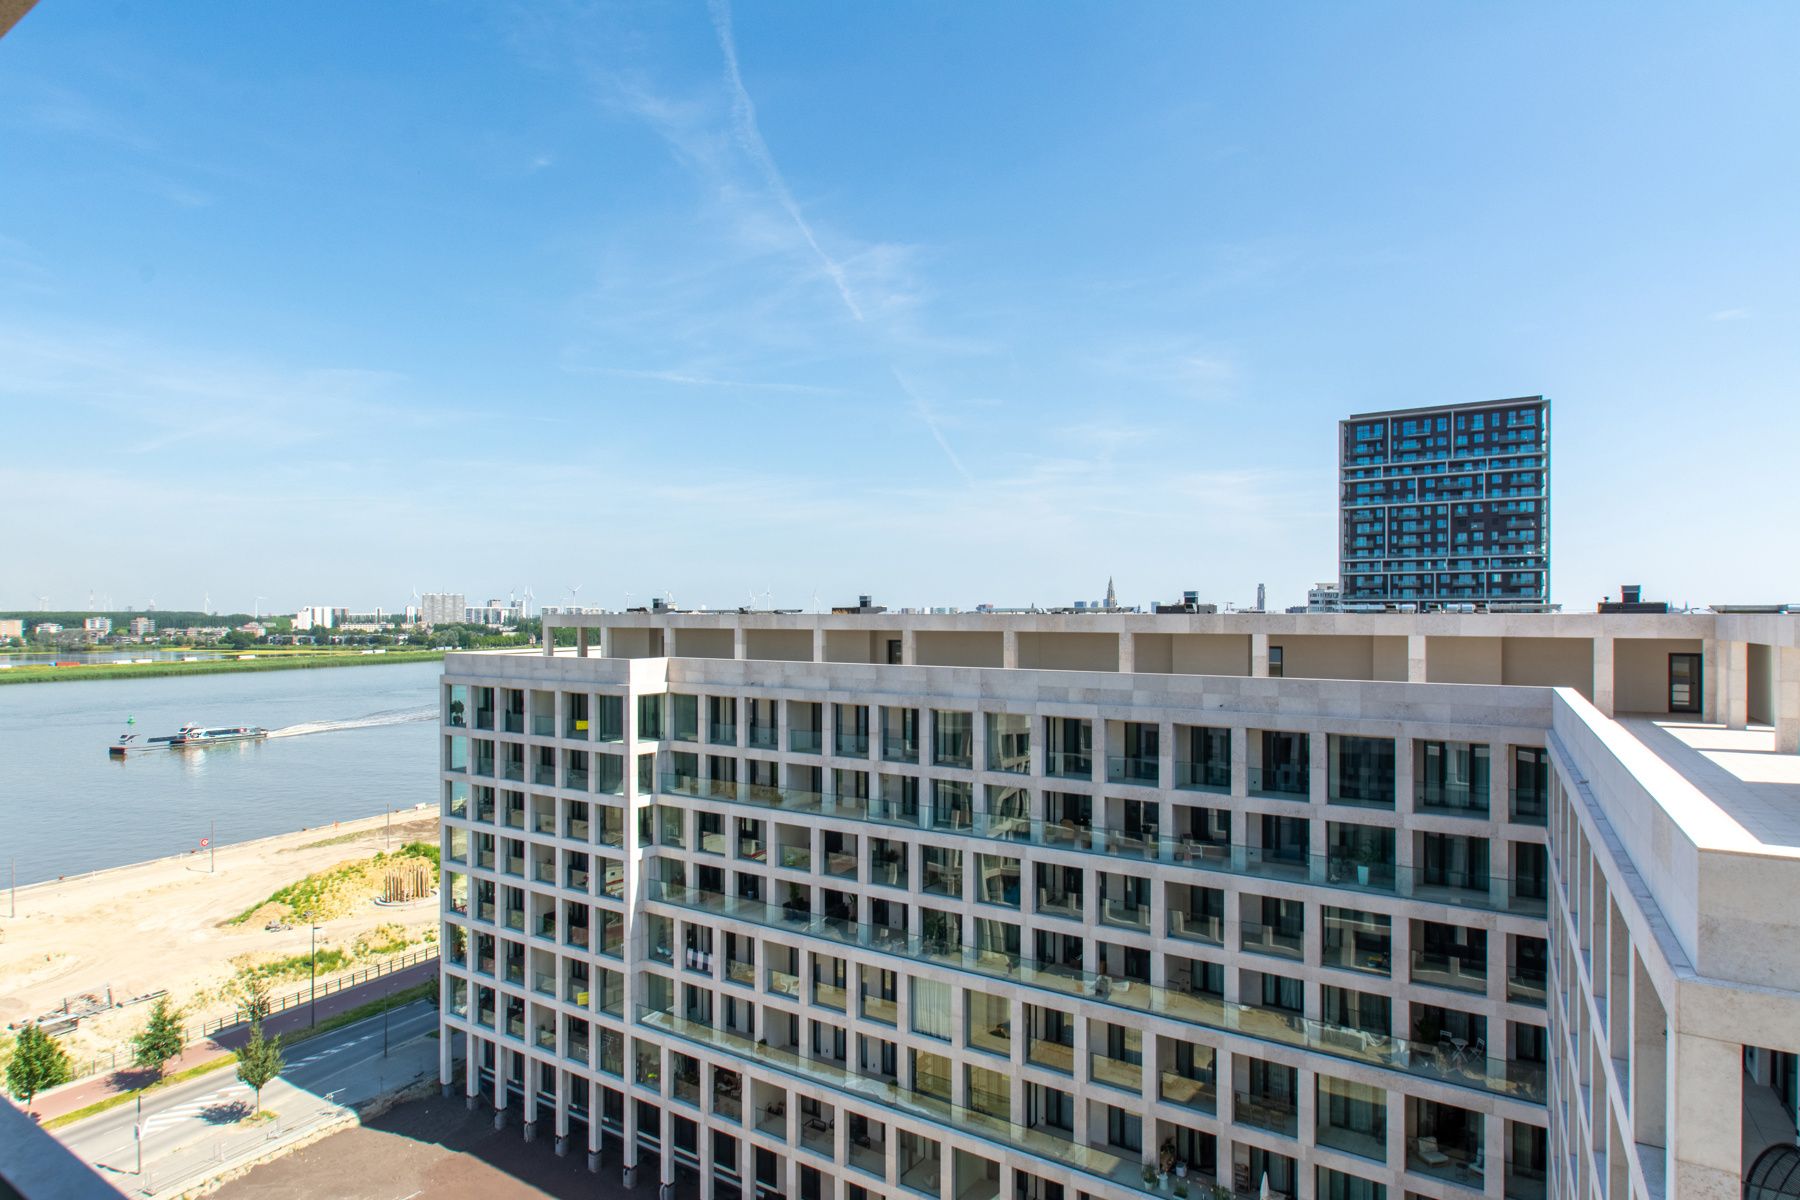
[63,947,440,1083]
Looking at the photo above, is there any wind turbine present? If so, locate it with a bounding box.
[254,596,268,620]
[568,584,583,613]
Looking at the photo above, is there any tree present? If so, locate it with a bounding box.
[227,974,273,1027]
[132,996,185,1081]
[235,1022,283,1114]
[5,1023,71,1112]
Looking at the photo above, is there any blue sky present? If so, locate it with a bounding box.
[2,2,1796,615]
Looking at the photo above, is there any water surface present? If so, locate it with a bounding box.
[0,661,438,884]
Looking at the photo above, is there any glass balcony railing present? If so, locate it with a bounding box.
[747,725,778,750]
[1239,920,1304,959]
[1233,1089,1299,1137]
[881,734,919,764]
[1106,755,1160,786]
[835,731,871,757]
[1510,787,1549,826]
[1175,760,1230,793]
[1416,783,1489,818]
[790,729,823,755]
[655,772,1538,917]
[637,1005,1157,1196]
[1409,949,1489,993]
[1044,750,1092,780]
[1159,1069,1216,1113]
[503,712,524,734]
[1248,765,1309,799]
[709,722,737,746]
[531,715,555,737]
[644,881,1544,1104]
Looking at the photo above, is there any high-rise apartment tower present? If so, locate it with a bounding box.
[1340,398,1550,610]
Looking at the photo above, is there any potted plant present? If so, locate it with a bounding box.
[1175,1183,1190,1200]
[1352,839,1379,886]
[1144,1166,1159,1188]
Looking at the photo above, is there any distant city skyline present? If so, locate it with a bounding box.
[2,5,1797,612]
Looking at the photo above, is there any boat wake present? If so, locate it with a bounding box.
[268,705,435,738]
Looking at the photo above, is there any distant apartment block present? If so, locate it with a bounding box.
[423,592,467,628]
[0,618,23,640]
[1340,398,1550,610]
[129,616,155,636]
[467,599,527,627]
[437,607,1800,1200]
[294,605,336,630]
[81,616,111,636]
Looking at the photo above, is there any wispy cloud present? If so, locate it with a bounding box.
[890,367,973,485]
[1708,307,1751,322]
[706,0,862,323]
[584,365,847,396]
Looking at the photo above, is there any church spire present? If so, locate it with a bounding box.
[1105,576,1117,609]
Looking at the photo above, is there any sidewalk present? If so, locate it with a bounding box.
[32,960,439,1124]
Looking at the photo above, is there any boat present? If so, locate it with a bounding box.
[108,723,269,756]
[169,723,269,748]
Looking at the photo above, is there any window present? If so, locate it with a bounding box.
[1268,645,1284,677]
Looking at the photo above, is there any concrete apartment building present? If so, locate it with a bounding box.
[436,608,1800,1200]
[423,592,468,628]
[1340,399,1551,611]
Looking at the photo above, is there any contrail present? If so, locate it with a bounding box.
[891,367,974,486]
[708,0,864,322]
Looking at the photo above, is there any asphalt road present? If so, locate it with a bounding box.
[56,1000,440,1195]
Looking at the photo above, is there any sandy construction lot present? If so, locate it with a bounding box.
[0,809,439,1065]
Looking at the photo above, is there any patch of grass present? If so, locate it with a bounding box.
[354,923,415,957]
[0,650,446,687]
[240,948,352,983]
[390,841,440,867]
[290,830,364,852]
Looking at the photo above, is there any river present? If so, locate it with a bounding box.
[0,661,439,885]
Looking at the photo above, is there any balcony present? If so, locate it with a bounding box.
[1175,760,1229,793]
[655,771,1539,918]
[1248,765,1308,800]
[835,730,871,758]
[790,729,823,754]
[1159,1068,1216,1114]
[638,1006,1158,1197]
[1106,755,1160,787]
[1044,750,1092,780]
[1510,787,1548,826]
[1233,1089,1299,1138]
[647,882,1544,1104]
[709,722,737,746]
[746,724,778,750]
[1239,921,1303,960]
[881,733,919,764]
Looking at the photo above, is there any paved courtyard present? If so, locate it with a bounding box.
[212,1093,698,1200]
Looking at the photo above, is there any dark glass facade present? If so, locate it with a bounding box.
[1339,397,1549,608]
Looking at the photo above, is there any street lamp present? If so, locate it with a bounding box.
[308,918,320,1028]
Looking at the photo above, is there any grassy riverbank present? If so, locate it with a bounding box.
[0,649,447,685]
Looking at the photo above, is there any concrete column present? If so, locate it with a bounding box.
[1776,646,1800,753]
[439,1021,454,1087]
[698,1115,717,1200]
[1702,636,1720,723]
[577,626,589,658]
[1394,733,1415,815]
[901,628,916,666]
[1002,629,1019,669]
[1251,633,1270,677]
[1309,731,1328,805]
[1671,1032,1743,1200]
[1230,727,1249,799]
[1592,635,1614,716]
[1724,641,1749,729]
[620,1089,639,1188]
[733,626,747,660]
[1118,631,1134,673]
[812,626,826,664]
[1407,633,1427,683]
